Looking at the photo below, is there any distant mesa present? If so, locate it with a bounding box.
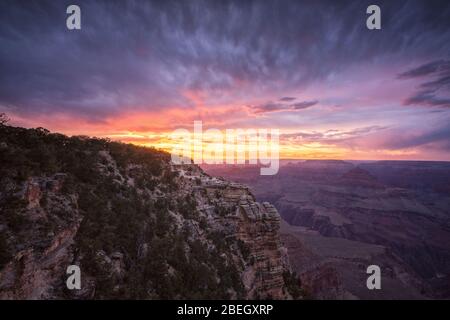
[299,159,353,166]
[339,166,384,188]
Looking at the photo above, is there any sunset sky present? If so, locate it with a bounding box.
[1,0,450,160]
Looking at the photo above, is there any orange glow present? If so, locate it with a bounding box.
[7,109,450,162]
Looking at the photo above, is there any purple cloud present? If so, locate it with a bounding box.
[249,100,318,114]
[279,97,296,102]
[1,0,450,121]
[400,60,450,108]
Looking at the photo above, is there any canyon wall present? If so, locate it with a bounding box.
[0,126,298,299]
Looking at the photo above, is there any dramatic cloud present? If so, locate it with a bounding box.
[1,0,450,119]
[397,60,449,79]
[382,124,450,151]
[279,97,296,102]
[249,100,318,114]
[292,100,318,110]
[400,60,450,108]
[404,92,450,108]
[1,0,450,160]
[281,126,388,144]
[281,122,450,158]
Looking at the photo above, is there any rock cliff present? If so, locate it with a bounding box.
[0,125,299,299]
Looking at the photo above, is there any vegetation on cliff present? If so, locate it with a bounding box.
[0,119,301,299]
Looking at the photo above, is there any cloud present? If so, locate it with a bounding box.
[281,122,450,156]
[378,122,450,151]
[397,60,448,79]
[279,97,296,102]
[281,125,387,143]
[249,100,318,114]
[249,102,285,114]
[399,60,450,108]
[1,0,450,120]
[404,91,450,108]
[292,100,318,110]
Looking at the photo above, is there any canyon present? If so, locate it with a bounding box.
[202,160,450,299]
[3,123,449,300]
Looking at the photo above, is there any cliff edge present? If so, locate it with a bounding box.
[0,125,300,299]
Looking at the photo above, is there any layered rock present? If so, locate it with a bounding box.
[195,178,288,299]
[0,174,80,299]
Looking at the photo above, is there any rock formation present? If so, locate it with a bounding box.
[0,125,298,299]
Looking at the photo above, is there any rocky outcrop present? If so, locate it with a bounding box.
[0,225,78,299]
[339,167,384,189]
[195,178,288,299]
[0,173,80,299]
[0,127,296,300]
[236,201,285,299]
[280,224,348,299]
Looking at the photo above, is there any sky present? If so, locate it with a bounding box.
[1,0,450,160]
